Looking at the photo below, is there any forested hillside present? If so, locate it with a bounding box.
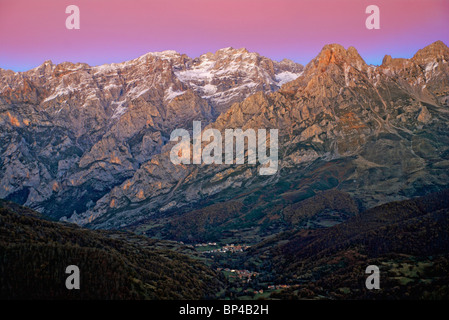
[0,199,224,299]
[250,189,449,299]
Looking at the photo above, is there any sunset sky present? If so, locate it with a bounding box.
[1,0,448,71]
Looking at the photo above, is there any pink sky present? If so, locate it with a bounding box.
[0,0,448,71]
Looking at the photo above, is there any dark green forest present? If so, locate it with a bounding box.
[249,189,449,299]
[2,188,449,300]
[0,199,224,300]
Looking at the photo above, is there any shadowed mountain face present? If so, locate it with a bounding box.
[1,42,449,237]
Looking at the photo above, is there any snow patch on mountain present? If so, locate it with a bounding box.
[175,60,215,82]
[275,71,303,86]
[165,87,185,102]
[43,85,76,102]
[111,101,127,119]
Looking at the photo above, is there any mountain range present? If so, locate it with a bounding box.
[1,41,449,235]
[1,41,449,300]
[0,47,303,222]
[1,41,448,225]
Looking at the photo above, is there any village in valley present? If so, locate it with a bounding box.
[180,241,295,299]
[193,242,251,254]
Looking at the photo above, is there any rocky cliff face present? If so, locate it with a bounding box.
[0,48,303,219]
[1,42,448,234]
[64,41,449,231]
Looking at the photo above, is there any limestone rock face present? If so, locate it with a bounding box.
[1,42,449,231]
[0,48,303,218]
[417,105,432,123]
[72,41,449,230]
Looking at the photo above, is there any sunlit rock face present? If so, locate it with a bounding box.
[0,48,303,220]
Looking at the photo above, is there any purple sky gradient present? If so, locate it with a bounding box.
[0,0,448,71]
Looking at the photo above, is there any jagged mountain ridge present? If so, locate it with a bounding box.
[73,41,449,233]
[0,48,303,218]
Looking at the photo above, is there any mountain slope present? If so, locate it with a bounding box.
[250,189,449,299]
[0,199,224,299]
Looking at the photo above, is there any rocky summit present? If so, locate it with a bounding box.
[1,42,449,238]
